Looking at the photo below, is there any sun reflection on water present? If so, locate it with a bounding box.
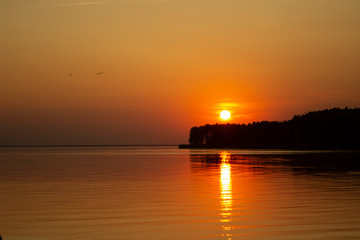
[220,152,232,239]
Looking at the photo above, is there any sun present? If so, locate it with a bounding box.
[220,110,231,120]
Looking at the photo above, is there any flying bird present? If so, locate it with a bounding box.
[68,74,72,77]
[96,72,103,75]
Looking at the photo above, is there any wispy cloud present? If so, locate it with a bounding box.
[38,0,174,7]
[58,2,110,6]
[38,1,110,7]
[112,0,175,3]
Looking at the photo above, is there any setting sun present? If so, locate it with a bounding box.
[220,110,231,120]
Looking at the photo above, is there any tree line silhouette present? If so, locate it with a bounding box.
[181,107,360,149]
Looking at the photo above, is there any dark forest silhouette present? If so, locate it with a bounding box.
[180,107,360,149]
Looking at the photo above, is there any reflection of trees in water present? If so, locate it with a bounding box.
[190,152,360,239]
[190,152,360,175]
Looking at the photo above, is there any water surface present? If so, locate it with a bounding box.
[1,147,360,239]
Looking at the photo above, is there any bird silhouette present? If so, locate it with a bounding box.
[68,74,72,77]
[96,72,103,75]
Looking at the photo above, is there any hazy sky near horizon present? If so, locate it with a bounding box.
[1,0,360,145]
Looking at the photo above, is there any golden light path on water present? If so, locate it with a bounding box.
[220,152,232,239]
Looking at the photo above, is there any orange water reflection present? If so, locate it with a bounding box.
[220,152,232,239]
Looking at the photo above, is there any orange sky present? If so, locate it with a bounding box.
[1,0,360,145]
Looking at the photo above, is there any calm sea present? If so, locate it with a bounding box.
[1,146,360,240]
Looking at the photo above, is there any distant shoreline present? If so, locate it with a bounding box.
[182,108,360,150]
[178,144,360,150]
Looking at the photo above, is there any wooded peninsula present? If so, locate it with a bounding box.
[179,108,360,149]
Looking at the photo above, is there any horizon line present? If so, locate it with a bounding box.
[0,144,179,148]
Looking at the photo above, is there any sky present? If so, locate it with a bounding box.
[1,0,360,145]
